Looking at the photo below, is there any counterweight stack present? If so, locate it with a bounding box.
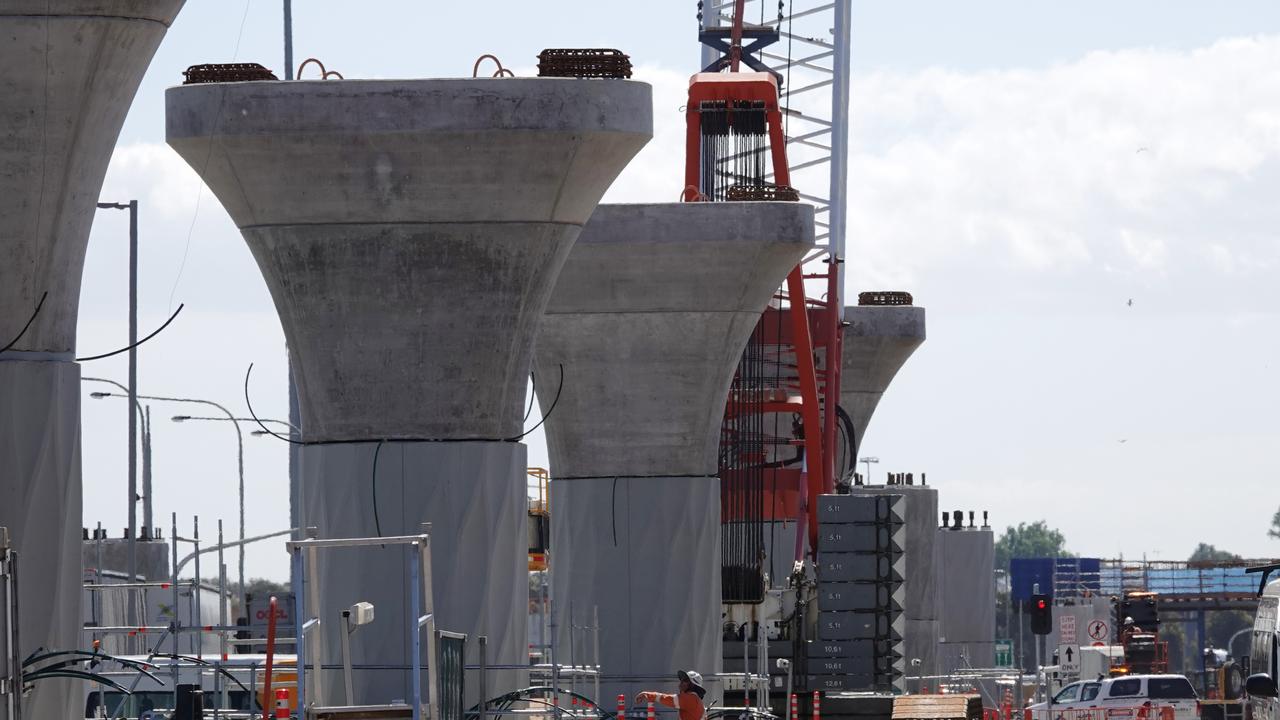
[1,3,185,717]
[166,78,651,706]
[535,203,814,703]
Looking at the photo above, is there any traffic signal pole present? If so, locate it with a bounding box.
[1030,584,1052,705]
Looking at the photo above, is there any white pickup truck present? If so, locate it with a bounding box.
[1027,674,1200,720]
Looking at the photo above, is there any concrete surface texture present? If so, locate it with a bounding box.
[299,441,528,707]
[0,362,84,720]
[1,1,186,353]
[166,78,650,706]
[840,304,927,451]
[1,6,184,718]
[166,78,653,441]
[549,476,722,706]
[535,202,814,701]
[535,202,815,477]
[936,526,997,671]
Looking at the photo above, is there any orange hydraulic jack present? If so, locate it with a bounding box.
[683,68,831,555]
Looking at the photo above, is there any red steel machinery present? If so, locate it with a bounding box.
[685,0,847,598]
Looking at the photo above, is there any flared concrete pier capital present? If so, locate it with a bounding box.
[2,5,184,717]
[841,303,926,446]
[536,202,815,479]
[2,1,183,23]
[1,0,186,353]
[166,79,653,227]
[166,78,652,442]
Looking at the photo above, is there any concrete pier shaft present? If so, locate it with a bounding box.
[841,303,926,453]
[166,78,652,705]
[1,4,184,717]
[534,203,814,701]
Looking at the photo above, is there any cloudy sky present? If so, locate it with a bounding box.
[76,1,1280,580]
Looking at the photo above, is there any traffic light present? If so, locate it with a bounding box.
[1030,593,1052,635]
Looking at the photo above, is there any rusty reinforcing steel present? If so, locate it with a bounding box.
[858,291,914,306]
[725,183,801,202]
[182,63,278,84]
[537,48,633,79]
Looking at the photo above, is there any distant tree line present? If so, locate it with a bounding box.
[992,520,1263,678]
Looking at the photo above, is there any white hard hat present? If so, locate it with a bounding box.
[678,670,706,698]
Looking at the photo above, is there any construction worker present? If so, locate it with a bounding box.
[636,670,707,720]
[1123,616,1143,636]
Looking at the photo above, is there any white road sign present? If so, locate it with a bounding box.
[1058,644,1081,675]
[1059,614,1077,644]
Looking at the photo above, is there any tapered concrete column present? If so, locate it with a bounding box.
[1,4,184,717]
[167,78,651,705]
[535,203,814,701]
[841,303,926,451]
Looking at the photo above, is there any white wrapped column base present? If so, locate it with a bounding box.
[0,359,82,720]
[550,475,721,705]
[300,441,528,707]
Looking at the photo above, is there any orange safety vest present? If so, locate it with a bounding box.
[637,691,705,720]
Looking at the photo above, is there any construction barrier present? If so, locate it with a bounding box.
[813,691,822,720]
[274,688,289,719]
[618,694,626,719]
[790,693,798,720]
[1028,706,1180,720]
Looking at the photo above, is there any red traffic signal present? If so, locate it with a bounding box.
[1030,593,1052,635]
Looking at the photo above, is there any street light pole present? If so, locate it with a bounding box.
[174,415,298,433]
[83,377,152,532]
[143,405,153,533]
[283,0,294,80]
[95,200,139,642]
[89,391,247,615]
[858,455,880,484]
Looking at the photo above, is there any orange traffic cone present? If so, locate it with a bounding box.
[274,687,289,719]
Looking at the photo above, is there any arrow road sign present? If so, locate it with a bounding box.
[1058,644,1080,675]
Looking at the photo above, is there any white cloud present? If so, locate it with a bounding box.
[842,35,1280,308]
[78,35,1280,574]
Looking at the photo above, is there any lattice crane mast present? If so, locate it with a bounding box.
[686,0,844,570]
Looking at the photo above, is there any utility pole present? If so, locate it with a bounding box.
[143,405,153,532]
[97,199,139,651]
[283,0,294,80]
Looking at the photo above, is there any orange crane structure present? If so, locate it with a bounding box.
[685,0,848,590]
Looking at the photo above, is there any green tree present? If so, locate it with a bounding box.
[1186,545,1252,658]
[238,577,289,599]
[994,521,1073,571]
[1189,543,1241,564]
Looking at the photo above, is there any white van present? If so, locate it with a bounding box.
[1028,674,1200,720]
[1245,568,1280,720]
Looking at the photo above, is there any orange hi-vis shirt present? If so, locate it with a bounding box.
[636,691,705,720]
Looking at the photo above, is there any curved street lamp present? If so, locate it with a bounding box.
[90,391,249,615]
[83,377,155,532]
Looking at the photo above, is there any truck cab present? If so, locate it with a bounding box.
[1245,568,1280,720]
